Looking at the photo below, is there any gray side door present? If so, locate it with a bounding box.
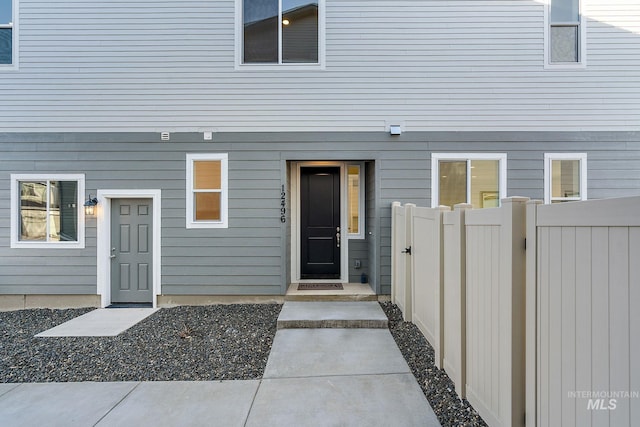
[110,198,153,304]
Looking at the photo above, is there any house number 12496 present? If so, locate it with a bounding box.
[280,185,286,223]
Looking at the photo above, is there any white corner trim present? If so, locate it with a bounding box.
[96,189,162,308]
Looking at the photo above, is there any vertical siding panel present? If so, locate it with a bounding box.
[483,225,491,404]
[466,226,475,397]
[491,225,500,413]
[548,227,563,425]
[591,227,609,427]
[539,226,550,427]
[630,227,640,426]
[575,227,593,427]
[561,227,577,427]
[609,227,630,426]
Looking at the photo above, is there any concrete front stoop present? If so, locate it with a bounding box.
[276,301,388,329]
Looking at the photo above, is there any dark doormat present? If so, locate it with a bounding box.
[107,303,153,308]
[297,283,344,291]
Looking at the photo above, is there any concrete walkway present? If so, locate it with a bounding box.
[0,302,441,427]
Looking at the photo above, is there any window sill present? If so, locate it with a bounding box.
[235,63,325,71]
[10,241,85,249]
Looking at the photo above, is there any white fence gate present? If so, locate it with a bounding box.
[410,205,448,368]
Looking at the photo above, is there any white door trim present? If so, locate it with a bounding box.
[96,189,162,308]
[290,162,348,283]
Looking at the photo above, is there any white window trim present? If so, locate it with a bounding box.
[544,153,587,204]
[431,153,507,208]
[10,174,85,248]
[544,0,587,69]
[186,153,229,229]
[234,0,326,70]
[0,0,18,70]
[346,162,365,240]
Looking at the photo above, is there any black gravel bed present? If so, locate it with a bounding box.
[0,304,281,383]
[379,302,487,427]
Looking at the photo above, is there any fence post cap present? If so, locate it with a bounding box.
[392,201,402,207]
[453,203,472,211]
[501,196,529,204]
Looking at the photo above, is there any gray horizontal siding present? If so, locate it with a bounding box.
[0,1,638,132]
[1,131,639,297]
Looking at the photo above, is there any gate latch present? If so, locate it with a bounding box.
[402,246,412,255]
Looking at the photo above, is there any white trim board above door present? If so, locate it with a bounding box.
[96,189,162,308]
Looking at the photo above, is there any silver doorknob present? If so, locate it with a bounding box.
[110,247,116,259]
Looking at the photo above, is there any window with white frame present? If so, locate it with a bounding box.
[347,163,365,239]
[544,153,587,203]
[431,154,507,209]
[0,0,15,66]
[186,153,229,228]
[546,0,585,66]
[240,0,322,65]
[10,174,85,248]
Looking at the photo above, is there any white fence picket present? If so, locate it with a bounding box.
[464,197,528,427]
[443,203,471,398]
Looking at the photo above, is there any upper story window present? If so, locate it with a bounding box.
[544,153,587,203]
[10,174,86,248]
[431,154,507,209]
[186,153,229,229]
[240,0,323,66]
[546,0,585,67]
[0,0,15,67]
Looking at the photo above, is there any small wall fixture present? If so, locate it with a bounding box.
[389,125,402,136]
[84,195,98,216]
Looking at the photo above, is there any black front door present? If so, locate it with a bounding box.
[300,167,341,279]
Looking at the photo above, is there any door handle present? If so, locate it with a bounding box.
[336,227,340,248]
[110,247,116,259]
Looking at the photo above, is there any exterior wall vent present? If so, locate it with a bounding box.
[161,132,170,141]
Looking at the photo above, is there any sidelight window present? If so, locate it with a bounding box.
[347,164,365,239]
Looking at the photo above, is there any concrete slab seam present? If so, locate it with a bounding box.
[93,381,142,426]
[263,371,414,381]
[0,384,21,400]
[243,379,262,427]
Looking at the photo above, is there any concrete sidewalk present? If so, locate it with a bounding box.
[0,302,440,426]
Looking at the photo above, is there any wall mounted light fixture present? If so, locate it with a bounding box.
[389,125,402,135]
[84,195,98,216]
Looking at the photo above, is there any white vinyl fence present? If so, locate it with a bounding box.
[391,196,640,427]
[526,197,640,427]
